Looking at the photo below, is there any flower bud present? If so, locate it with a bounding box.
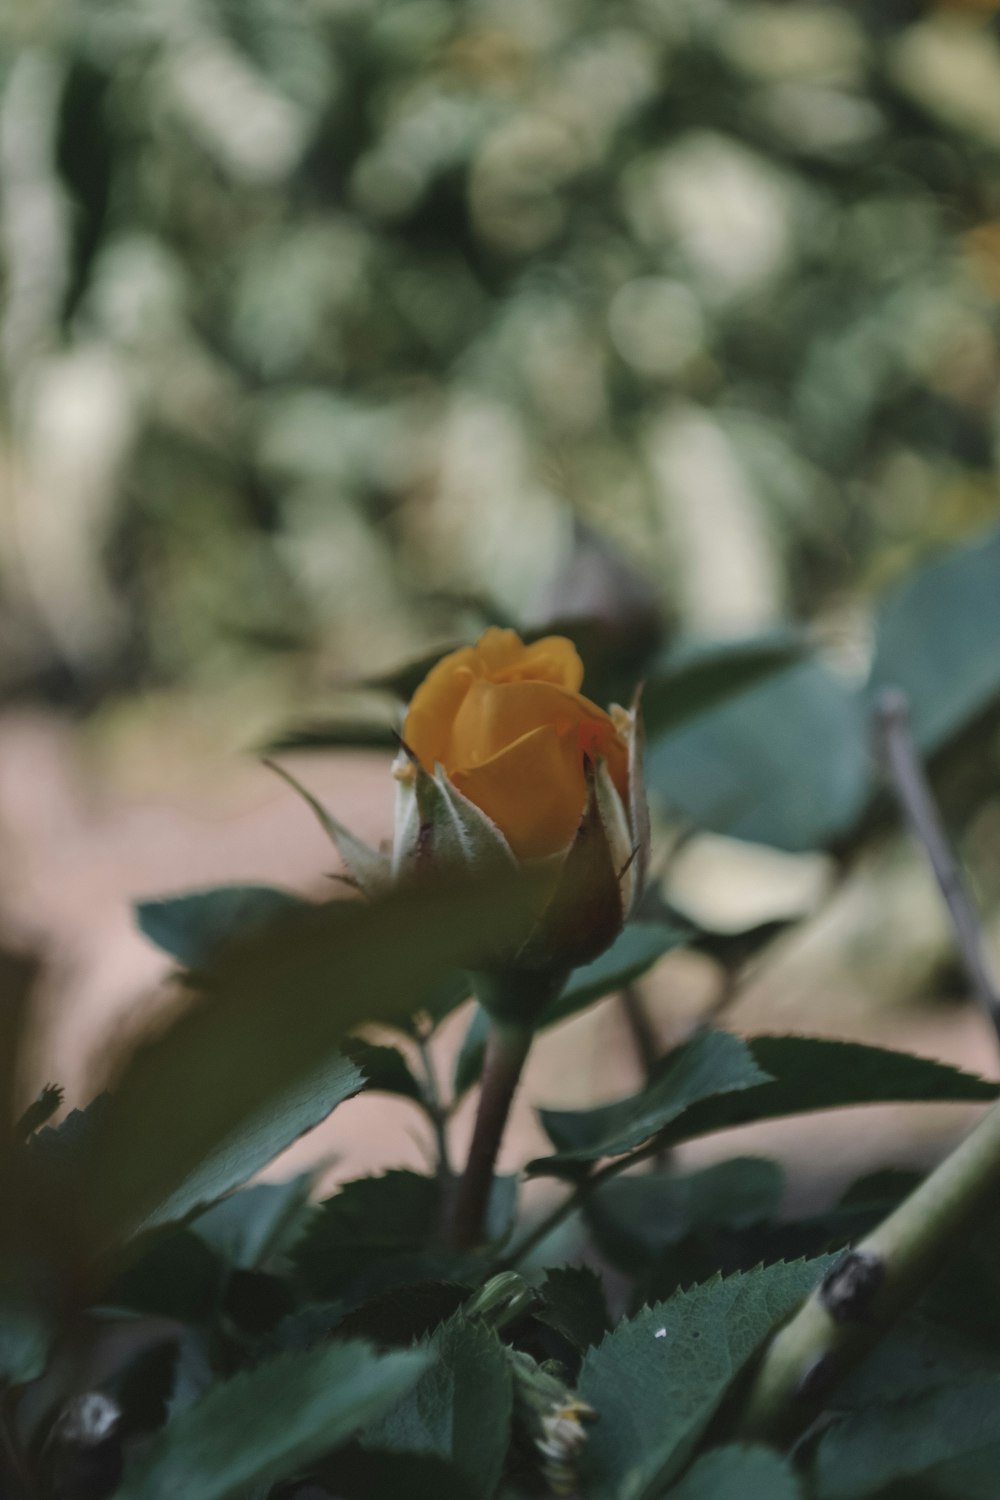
[507,1349,598,1497]
[278,628,649,1025]
[393,629,649,1020]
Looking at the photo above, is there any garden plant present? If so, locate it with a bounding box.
[4,522,1000,1500]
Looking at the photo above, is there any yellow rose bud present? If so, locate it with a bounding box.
[392,628,648,1014]
[271,628,648,1025]
[403,628,630,861]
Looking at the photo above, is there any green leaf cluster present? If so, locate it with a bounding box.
[6,525,1000,1498]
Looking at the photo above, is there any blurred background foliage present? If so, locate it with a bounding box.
[3,0,1000,726]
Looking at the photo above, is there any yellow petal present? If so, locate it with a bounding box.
[452,724,588,859]
[448,679,597,771]
[403,646,478,771]
[481,630,584,691]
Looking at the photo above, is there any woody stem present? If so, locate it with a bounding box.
[450,1020,533,1251]
[733,1090,1000,1443]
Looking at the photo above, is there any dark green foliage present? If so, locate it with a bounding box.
[192,1177,316,1271]
[666,1445,803,1500]
[585,1158,785,1275]
[869,524,1000,756]
[77,873,533,1247]
[135,887,308,970]
[293,1172,445,1302]
[6,922,1000,1500]
[313,1448,472,1500]
[538,922,690,1030]
[362,1317,513,1499]
[532,1030,770,1172]
[342,1041,425,1105]
[336,1282,471,1348]
[641,634,808,740]
[9,524,1000,1498]
[578,1258,836,1498]
[533,1035,996,1174]
[115,1341,430,1500]
[0,1296,54,1386]
[455,921,688,1098]
[111,1230,225,1323]
[647,660,870,854]
[812,1378,1000,1499]
[534,1267,611,1353]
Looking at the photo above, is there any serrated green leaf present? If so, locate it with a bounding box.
[579,1257,835,1500]
[294,1172,443,1300]
[586,1158,784,1274]
[193,1175,315,1269]
[538,922,688,1030]
[345,1039,425,1104]
[74,871,536,1253]
[667,1445,803,1499]
[336,1281,470,1347]
[362,1315,513,1500]
[137,1050,364,1236]
[294,1172,513,1301]
[533,1035,995,1177]
[643,632,807,740]
[646,659,869,853]
[116,1339,429,1500]
[531,1031,770,1174]
[135,885,307,968]
[535,1265,610,1351]
[869,521,1000,755]
[813,1377,1000,1499]
[653,1036,998,1150]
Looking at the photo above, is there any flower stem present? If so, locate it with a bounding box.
[877,689,1000,1048]
[733,1091,1000,1443]
[450,1020,533,1250]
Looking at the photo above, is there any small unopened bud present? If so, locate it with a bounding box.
[508,1349,598,1496]
[463,1272,536,1331]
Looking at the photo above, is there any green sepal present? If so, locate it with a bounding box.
[469,968,570,1028]
[264,758,389,893]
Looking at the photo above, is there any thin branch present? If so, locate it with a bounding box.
[876,688,1000,1048]
[619,983,659,1080]
[498,1130,671,1271]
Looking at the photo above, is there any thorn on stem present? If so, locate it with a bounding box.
[819,1249,884,1324]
